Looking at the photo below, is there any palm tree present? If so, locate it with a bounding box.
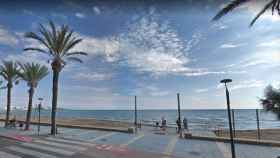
[212,0,280,26]
[260,85,280,119]
[0,61,20,127]
[23,21,87,135]
[18,62,48,130]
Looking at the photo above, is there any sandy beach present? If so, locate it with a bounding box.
[215,129,280,141]
[0,115,133,132]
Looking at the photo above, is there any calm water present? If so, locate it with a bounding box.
[9,109,280,130]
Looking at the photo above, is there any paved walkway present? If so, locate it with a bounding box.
[0,125,280,157]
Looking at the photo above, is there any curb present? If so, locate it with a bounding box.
[35,122,134,134]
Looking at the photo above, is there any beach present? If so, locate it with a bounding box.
[214,128,280,141]
[0,115,133,132]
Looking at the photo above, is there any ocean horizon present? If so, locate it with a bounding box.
[5,108,280,131]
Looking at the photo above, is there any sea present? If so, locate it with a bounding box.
[8,109,280,131]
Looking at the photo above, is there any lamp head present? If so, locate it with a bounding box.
[38,97,43,101]
[220,79,232,84]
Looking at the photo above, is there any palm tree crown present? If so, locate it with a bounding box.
[0,61,20,85]
[24,21,87,69]
[18,62,49,87]
[213,0,280,26]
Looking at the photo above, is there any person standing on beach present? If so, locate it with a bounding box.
[183,117,188,131]
[176,118,181,133]
[161,117,167,131]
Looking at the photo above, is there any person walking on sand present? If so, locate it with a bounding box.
[155,121,159,129]
[183,117,188,131]
[176,118,181,133]
[161,117,166,131]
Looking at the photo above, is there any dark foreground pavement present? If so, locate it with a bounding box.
[75,145,168,158]
[1,125,280,158]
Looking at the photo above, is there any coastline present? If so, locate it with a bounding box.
[0,115,133,133]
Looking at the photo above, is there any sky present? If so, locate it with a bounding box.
[0,0,279,110]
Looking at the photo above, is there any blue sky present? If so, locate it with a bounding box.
[0,0,279,110]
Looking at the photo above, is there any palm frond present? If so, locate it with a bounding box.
[18,62,48,88]
[24,20,87,66]
[250,0,275,26]
[49,21,57,41]
[212,0,250,21]
[23,48,49,55]
[66,57,83,63]
[38,23,55,54]
[65,51,88,56]
[56,25,69,55]
[62,38,83,55]
[24,32,51,50]
[0,61,20,82]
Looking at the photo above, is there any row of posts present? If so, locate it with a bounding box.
[133,93,183,137]
[134,79,261,158]
[231,109,261,140]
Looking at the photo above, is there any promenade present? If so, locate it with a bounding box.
[0,124,280,158]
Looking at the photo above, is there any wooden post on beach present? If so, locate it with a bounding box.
[134,96,137,133]
[232,109,236,137]
[256,109,261,140]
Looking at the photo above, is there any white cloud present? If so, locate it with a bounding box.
[116,10,201,76]
[220,43,246,48]
[226,50,280,69]
[195,88,209,93]
[129,84,169,97]
[51,13,67,20]
[64,85,110,93]
[74,72,112,81]
[183,69,246,77]
[93,6,101,15]
[5,52,50,68]
[231,80,264,90]
[73,35,120,62]
[72,9,243,78]
[150,91,169,96]
[73,9,201,77]
[75,12,86,19]
[217,79,264,91]
[0,26,19,47]
[242,59,269,67]
[257,38,280,47]
[211,22,228,30]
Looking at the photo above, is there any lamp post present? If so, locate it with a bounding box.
[220,79,236,158]
[37,97,43,136]
[134,96,137,133]
[177,93,182,137]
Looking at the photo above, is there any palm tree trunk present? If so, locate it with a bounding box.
[25,87,34,130]
[51,69,59,135]
[5,83,12,127]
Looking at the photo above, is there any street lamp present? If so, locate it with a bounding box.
[220,79,236,158]
[134,96,137,133]
[37,97,43,136]
[177,93,182,137]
